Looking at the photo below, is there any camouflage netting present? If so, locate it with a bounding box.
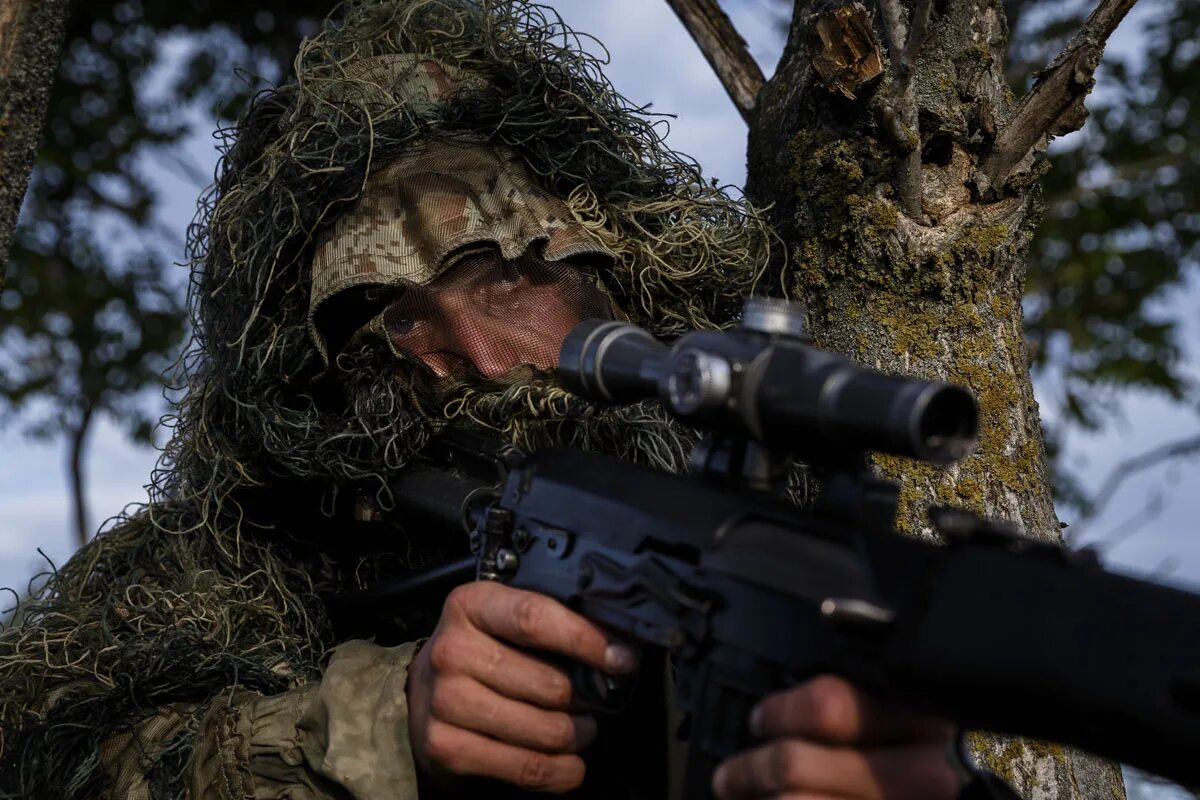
[0,1,773,797]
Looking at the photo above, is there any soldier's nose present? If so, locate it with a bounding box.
[428,279,568,380]
[433,295,527,379]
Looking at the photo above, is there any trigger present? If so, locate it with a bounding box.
[571,663,638,713]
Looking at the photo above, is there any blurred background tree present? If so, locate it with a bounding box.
[1008,0,1200,526]
[0,1,326,547]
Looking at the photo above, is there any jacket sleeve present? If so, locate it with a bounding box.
[100,640,424,800]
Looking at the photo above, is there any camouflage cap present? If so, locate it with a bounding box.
[313,53,486,118]
[307,58,614,363]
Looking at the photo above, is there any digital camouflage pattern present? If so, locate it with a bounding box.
[310,137,615,365]
[0,1,772,797]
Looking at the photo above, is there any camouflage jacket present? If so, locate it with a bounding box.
[101,642,422,800]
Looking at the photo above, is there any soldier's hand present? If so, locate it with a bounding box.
[406,581,638,793]
[713,675,962,800]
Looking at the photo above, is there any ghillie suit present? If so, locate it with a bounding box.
[0,1,771,798]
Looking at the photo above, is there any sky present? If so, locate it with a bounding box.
[1,0,1198,602]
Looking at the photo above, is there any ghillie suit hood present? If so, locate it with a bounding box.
[0,2,771,797]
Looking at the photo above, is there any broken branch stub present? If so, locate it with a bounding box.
[808,2,884,100]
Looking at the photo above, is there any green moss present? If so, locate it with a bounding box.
[870,294,942,360]
[871,453,936,535]
[858,276,1040,529]
[927,222,1013,301]
[789,124,1014,308]
[786,124,1046,544]
[967,732,1022,783]
[966,732,1069,787]
[866,198,899,231]
[787,129,896,303]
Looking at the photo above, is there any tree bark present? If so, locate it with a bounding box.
[0,0,69,288]
[745,0,1127,797]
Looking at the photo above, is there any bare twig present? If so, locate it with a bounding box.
[1093,486,1163,551]
[878,0,906,63]
[1065,431,1200,544]
[875,0,933,222]
[890,0,933,222]
[900,0,932,76]
[664,0,766,121]
[975,0,1139,197]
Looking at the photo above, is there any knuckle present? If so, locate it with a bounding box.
[809,677,855,737]
[428,677,467,721]
[546,673,573,708]
[426,633,462,674]
[514,595,545,639]
[443,584,476,617]
[517,752,556,790]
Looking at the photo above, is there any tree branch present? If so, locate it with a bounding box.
[879,0,906,64]
[900,0,933,77]
[877,0,933,223]
[664,0,765,122]
[976,0,1139,197]
[1065,431,1200,544]
[896,0,932,221]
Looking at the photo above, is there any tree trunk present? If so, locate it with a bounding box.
[0,0,69,287]
[745,0,1126,797]
[68,403,94,549]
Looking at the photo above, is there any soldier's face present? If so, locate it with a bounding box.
[381,247,616,384]
[308,140,617,390]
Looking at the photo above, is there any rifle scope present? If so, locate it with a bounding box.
[559,298,979,464]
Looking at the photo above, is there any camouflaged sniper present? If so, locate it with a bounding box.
[0,1,772,798]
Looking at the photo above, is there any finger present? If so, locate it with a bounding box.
[425,625,578,710]
[421,719,586,793]
[449,583,637,674]
[713,739,962,800]
[429,674,598,753]
[753,676,953,745]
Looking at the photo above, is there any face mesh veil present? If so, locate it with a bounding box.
[378,248,616,380]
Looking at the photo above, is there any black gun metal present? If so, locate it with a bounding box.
[351,298,1200,797]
